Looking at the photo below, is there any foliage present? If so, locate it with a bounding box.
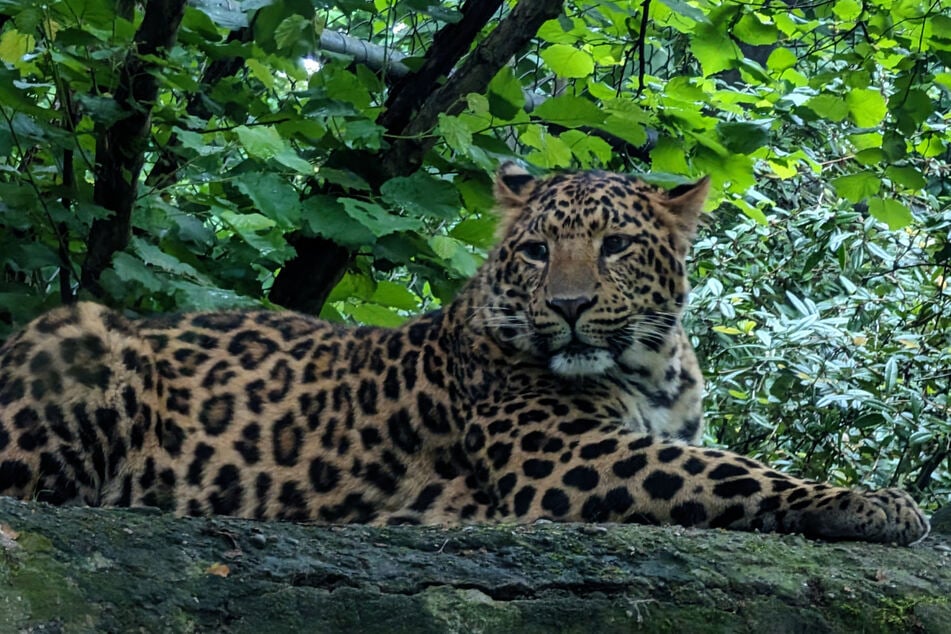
[687,179,951,503]
[0,0,948,506]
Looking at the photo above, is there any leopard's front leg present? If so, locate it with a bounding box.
[472,428,929,545]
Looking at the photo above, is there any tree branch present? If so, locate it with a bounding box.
[377,0,503,135]
[380,0,566,176]
[319,29,410,78]
[635,0,651,97]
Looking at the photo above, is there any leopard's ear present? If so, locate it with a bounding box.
[494,162,537,208]
[665,175,710,237]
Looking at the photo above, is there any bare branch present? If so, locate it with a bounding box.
[318,29,410,78]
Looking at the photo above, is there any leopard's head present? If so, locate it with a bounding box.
[479,163,709,377]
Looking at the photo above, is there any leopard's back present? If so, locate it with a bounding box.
[0,302,462,521]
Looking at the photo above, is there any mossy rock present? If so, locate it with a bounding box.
[1,498,949,633]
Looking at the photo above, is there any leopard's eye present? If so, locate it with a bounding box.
[601,234,634,257]
[518,241,549,263]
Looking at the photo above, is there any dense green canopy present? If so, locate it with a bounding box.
[0,0,948,506]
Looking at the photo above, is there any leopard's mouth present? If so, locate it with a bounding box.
[548,338,616,377]
[562,339,595,355]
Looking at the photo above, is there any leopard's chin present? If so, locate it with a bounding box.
[548,347,616,377]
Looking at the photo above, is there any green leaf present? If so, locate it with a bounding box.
[402,0,461,24]
[885,166,926,190]
[540,44,595,79]
[174,282,260,311]
[437,114,473,154]
[346,303,406,327]
[380,173,461,219]
[733,13,778,45]
[884,356,898,392]
[804,95,849,121]
[316,67,374,113]
[487,67,524,120]
[233,173,302,228]
[599,114,648,147]
[560,130,612,166]
[449,216,498,249]
[846,88,887,127]
[131,238,207,282]
[234,125,284,159]
[300,195,375,247]
[0,70,40,113]
[327,272,375,303]
[177,128,224,156]
[532,95,605,127]
[854,148,885,166]
[716,121,771,154]
[456,178,495,214]
[891,88,934,135]
[274,14,316,56]
[732,197,769,225]
[766,47,798,71]
[430,235,480,277]
[537,17,578,44]
[216,209,293,260]
[4,243,61,270]
[338,198,424,237]
[274,150,315,174]
[111,252,163,292]
[234,125,313,174]
[336,119,386,150]
[245,59,275,90]
[191,0,249,29]
[690,22,740,75]
[317,168,370,191]
[520,125,573,168]
[832,173,881,202]
[867,198,913,230]
[278,119,326,144]
[656,0,709,24]
[916,135,946,158]
[0,29,35,69]
[849,132,882,150]
[370,281,419,311]
[180,5,222,40]
[881,132,907,161]
[832,0,863,21]
[650,137,690,174]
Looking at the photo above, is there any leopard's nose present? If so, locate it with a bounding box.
[546,296,595,325]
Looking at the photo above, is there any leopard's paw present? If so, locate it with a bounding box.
[863,488,930,546]
[797,487,929,545]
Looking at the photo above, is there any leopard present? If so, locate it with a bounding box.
[0,163,930,545]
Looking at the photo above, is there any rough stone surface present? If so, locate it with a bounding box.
[1,497,949,633]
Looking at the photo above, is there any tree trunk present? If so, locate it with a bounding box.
[1,497,947,633]
[80,0,187,296]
